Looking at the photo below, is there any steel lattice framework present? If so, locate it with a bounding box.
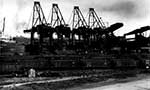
[88,8,105,29]
[72,6,88,29]
[32,1,47,27]
[51,4,66,27]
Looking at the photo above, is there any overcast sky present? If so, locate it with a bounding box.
[0,0,150,37]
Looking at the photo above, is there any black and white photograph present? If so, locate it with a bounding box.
[0,0,150,90]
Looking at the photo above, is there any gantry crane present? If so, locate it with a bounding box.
[87,8,124,52]
[88,8,107,41]
[24,1,47,44]
[24,1,53,54]
[50,4,71,40]
[87,8,106,50]
[124,26,150,52]
[72,6,88,40]
[71,6,89,50]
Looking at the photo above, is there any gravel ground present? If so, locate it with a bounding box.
[69,74,150,90]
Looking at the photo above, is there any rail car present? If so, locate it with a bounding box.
[0,53,142,75]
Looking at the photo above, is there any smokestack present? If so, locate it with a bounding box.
[2,17,5,33]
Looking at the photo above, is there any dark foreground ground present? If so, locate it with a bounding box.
[0,69,149,90]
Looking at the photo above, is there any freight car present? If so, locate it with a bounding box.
[0,52,141,76]
[0,55,83,74]
[0,55,52,74]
